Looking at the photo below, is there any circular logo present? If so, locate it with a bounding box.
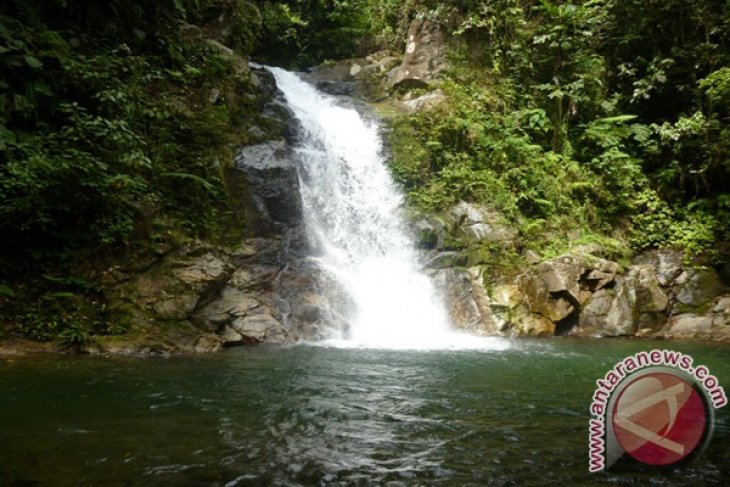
[611,372,709,466]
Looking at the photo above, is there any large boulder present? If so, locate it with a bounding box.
[572,265,667,337]
[517,268,576,322]
[401,89,447,112]
[431,268,500,335]
[511,253,622,334]
[653,294,730,340]
[133,248,233,321]
[226,140,302,236]
[673,267,726,311]
[445,202,519,248]
[388,16,448,89]
[634,250,684,287]
[276,258,347,341]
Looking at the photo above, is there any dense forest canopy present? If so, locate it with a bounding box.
[0,0,728,342]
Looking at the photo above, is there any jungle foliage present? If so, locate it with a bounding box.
[0,0,728,342]
[383,0,730,258]
[0,0,262,339]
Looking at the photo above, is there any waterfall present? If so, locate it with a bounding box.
[268,67,502,350]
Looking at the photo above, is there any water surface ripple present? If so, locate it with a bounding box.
[1,340,729,486]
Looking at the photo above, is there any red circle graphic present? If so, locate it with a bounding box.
[612,372,707,466]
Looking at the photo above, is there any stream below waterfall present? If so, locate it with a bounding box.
[2,340,729,486]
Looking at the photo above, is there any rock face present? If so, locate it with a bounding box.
[226,140,302,236]
[432,267,500,336]
[446,202,519,247]
[388,16,448,89]
[96,58,349,354]
[401,89,447,112]
[416,202,519,252]
[498,251,726,339]
[416,203,728,341]
[114,233,342,351]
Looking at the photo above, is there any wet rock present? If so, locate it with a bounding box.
[305,58,367,83]
[402,89,447,112]
[230,313,284,343]
[517,269,575,323]
[388,16,448,89]
[413,217,447,249]
[674,267,725,309]
[630,266,668,314]
[193,334,223,353]
[663,314,714,336]
[446,202,519,248]
[512,313,555,337]
[315,80,358,96]
[634,250,684,287]
[576,289,614,333]
[489,285,523,310]
[226,140,302,236]
[432,268,500,335]
[426,251,468,269]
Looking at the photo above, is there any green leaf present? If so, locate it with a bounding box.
[0,284,16,298]
[160,172,216,194]
[173,0,187,17]
[24,55,43,69]
[47,291,75,298]
[597,115,637,124]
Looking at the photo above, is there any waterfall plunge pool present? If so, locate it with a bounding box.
[2,339,729,485]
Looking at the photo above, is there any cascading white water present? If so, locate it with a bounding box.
[269,67,507,350]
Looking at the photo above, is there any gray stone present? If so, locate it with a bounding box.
[629,266,668,314]
[517,271,574,322]
[536,258,583,302]
[193,288,260,331]
[402,89,447,112]
[173,253,228,287]
[219,325,244,344]
[151,294,199,320]
[601,282,637,336]
[432,268,500,335]
[246,125,267,140]
[193,334,223,353]
[489,285,522,309]
[664,314,714,335]
[713,296,730,313]
[388,16,448,89]
[446,202,518,247]
[583,269,615,291]
[226,140,302,236]
[634,250,684,287]
[512,313,555,337]
[231,313,282,343]
[578,289,614,330]
[426,251,468,269]
[574,281,636,337]
[675,267,725,308]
